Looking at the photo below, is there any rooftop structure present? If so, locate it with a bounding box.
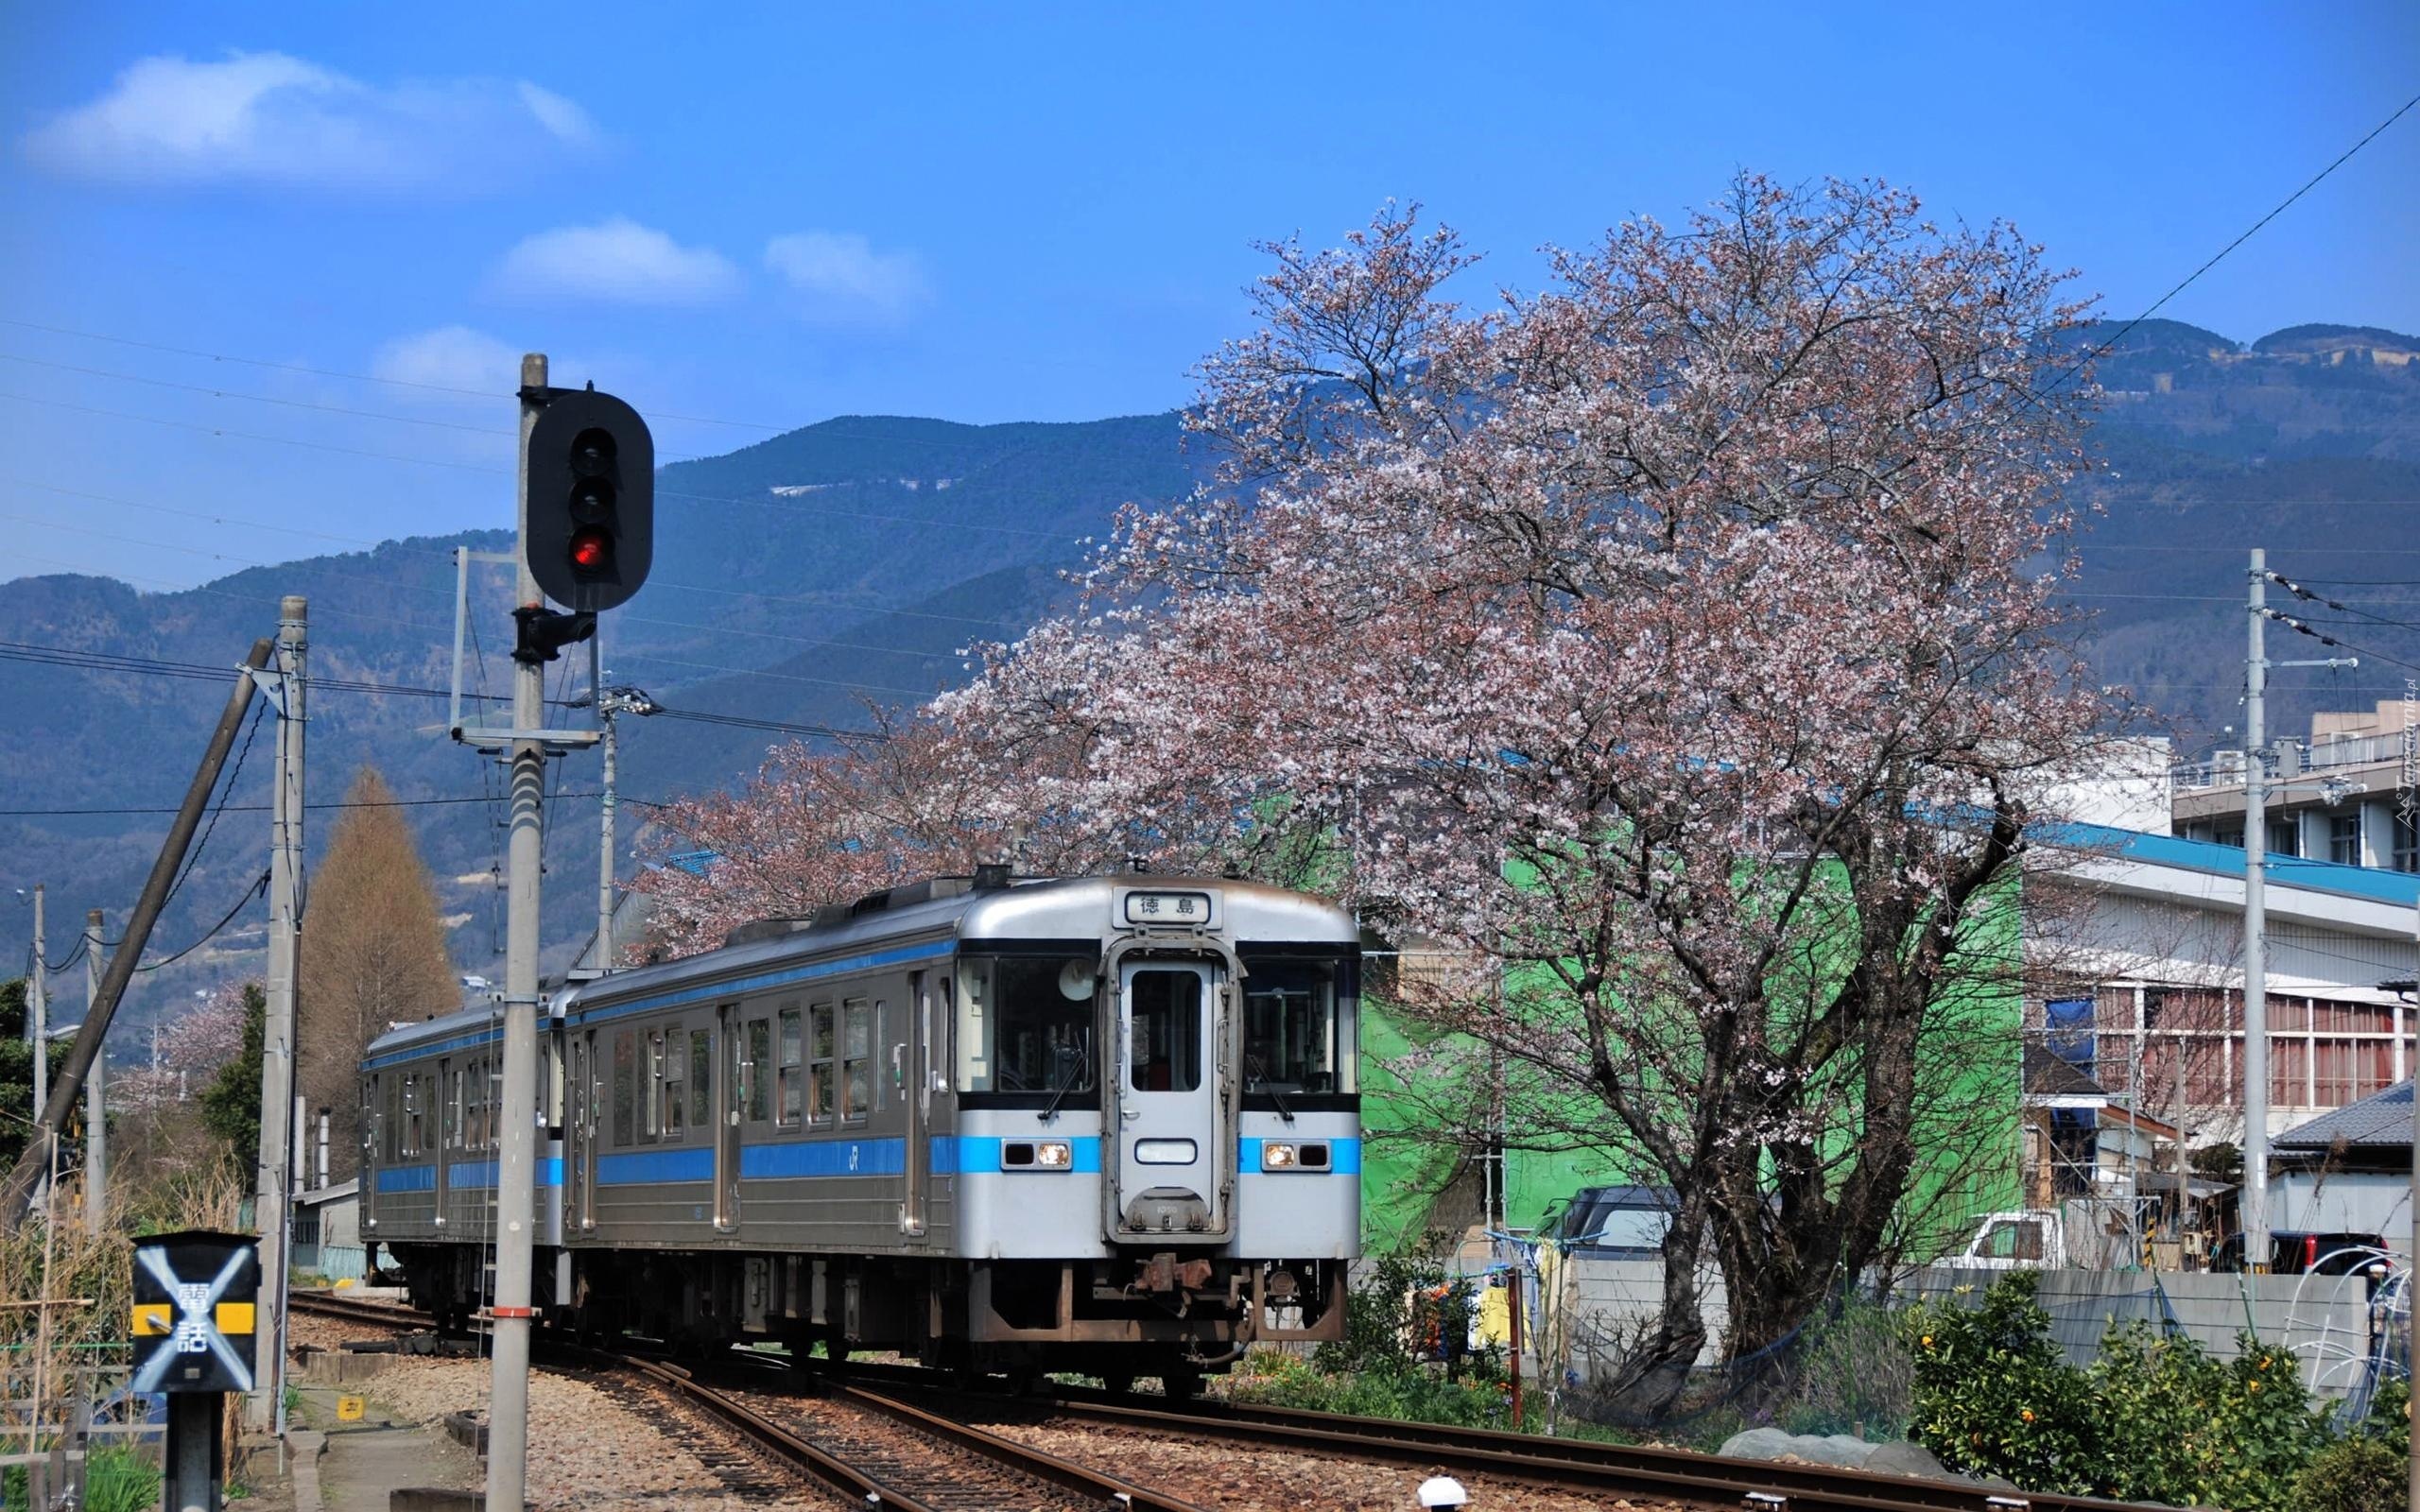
[2171,698,2419,873]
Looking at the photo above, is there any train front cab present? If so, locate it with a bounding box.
[950,883,1359,1382]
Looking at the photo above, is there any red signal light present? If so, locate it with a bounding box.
[569,527,612,574]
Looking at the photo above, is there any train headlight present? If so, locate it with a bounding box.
[1263,1143,1298,1170]
[1035,1141,1073,1169]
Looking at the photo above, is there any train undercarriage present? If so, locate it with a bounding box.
[380,1243,1345,1391]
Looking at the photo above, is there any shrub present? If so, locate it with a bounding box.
[1904,1271,2100,1493]
[2292,1434,2402,1512]
[1315,1249,1489,1380]
[2089,1322,2325,1512]
[1781,1298,1914,1440]
[1905,1273,2332,1512]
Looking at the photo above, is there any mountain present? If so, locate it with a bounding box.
[0,413,1194,1032]
[3,326,2415,1041]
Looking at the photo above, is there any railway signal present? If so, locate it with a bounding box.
[522,386,653,614]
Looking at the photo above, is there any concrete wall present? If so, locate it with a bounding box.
[1545,1257,2383,1399]
[2272,1170,2413,1243]
[1900,1267,2377,1397]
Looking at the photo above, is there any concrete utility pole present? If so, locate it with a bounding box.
[27,885,44,1133]
[487,353,550,1512]
[2242,549,2271,1275]
[598,681,620,971]
[251,596,306,1435]
[590,683,660,975]
[82,910,104,1235]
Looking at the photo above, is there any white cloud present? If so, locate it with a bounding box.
[490,218,740,306]
[20,51,596,193]
[372,326,524,394]
[763,232,930,324]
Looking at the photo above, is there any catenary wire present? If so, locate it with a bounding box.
[134,870,269,973]
[0,640,890,739]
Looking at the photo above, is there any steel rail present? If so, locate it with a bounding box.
[616,1354,940,1512]
[834,1380,1207,1512]
[1027,1390,2165,1512]
[291,1293,1207,1512]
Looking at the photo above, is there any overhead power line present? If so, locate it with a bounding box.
[2048,87,2420,390]
[0,639,890,741]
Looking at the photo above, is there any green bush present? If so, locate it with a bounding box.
[2292,1434,2402,1512]
[1314,1249,1488,1379]
[2088,1322,2324,1512]
[1782,1299,1913,1440]
[1905,1272,2332,1512]
[1904,1271,2101,1493]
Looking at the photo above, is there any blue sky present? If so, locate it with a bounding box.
[1,2,2415,591]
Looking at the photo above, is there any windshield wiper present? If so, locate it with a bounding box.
[1039,1045,1088,1125]
[1247,1054,1296,1125]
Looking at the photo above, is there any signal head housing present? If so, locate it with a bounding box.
[524,387,653,612]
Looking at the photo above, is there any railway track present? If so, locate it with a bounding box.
[289,1296,2165,1512]
[1001,1385,2160,1512]
[289,1293,1206,1512]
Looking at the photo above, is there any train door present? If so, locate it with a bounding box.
[568,1030,596,1230]
[716,1004,742,1230]
[1108,959,1229,1241]
[901,971,930,1238]
[359,1073,380,1230]
[433,1056,454,1214]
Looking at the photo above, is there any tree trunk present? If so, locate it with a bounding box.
[1597,1189,1711,1420]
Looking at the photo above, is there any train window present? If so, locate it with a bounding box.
[776,1005,804,1125]
[957,957,1096,1095]
[1127,971,1203,1092]
[689,1028,712,1130]
[842,1000,873,1120]
[746,1018,772,1122]
[664,1030,688,1139]
[644,1031,666,1141]
[810,1004,836,1123]
[1242,957,1356,1096]
[404,1074,423,1157]
[466,1057,486,1151]
[445,1066,463,1150]
[612,1031,635,1146]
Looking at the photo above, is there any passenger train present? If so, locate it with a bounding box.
[357,868,1360,1391]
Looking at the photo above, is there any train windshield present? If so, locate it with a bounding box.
[958,955,1098,1096]
[1241,955,1356,1096]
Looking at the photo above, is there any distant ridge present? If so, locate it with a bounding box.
[2253,322,2420,355]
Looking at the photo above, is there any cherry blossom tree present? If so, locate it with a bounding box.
[110,975,257,1114]
[941,177,2115,1410]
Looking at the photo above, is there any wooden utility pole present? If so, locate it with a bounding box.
[82,909,104,1236]
[0,640,270,1226]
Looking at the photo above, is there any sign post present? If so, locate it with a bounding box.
[131,1230,260,1512]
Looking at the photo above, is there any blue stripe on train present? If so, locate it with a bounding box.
[373,1160,562,1193]
[456,1135,1360,1190]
